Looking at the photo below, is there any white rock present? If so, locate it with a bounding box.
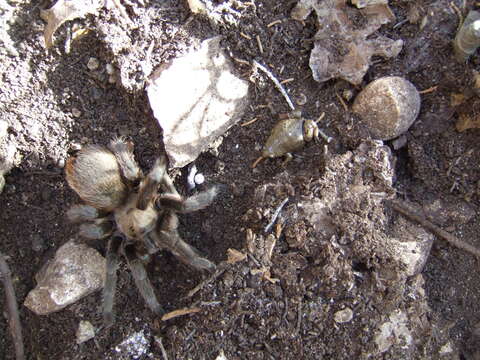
[215,349,228,360]
[87,57,100,71]
[71,108,82,118]
[147,36,249,168]
[334,307,353,323]
[114,330,150,360]
[388,216,434,277]
[24,240,106,315]
[0,120,8,140]
[374,310,413,354]
[76,320,95,344]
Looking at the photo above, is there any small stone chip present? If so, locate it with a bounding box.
[334,307,353,323]
[87,57,100,71]
[71,108,82,118]
[76,320,95,344]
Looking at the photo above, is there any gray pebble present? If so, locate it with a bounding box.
[86,57,100,71]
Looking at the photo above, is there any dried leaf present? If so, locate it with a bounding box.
[161,307,201,321]
[292,0,402,85]
[41,0,103,48]
[456,113,480,132]
[226,248,247,264]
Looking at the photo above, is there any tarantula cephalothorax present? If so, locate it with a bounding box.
[65,138,219,327]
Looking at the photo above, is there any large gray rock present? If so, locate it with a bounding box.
[24,240,105,315]
[147,36,249,168]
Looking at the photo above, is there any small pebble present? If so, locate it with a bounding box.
[0,120,8,140]
[106,63,115,75]
[194,173,205,185]
[57,158,65,168]
[108,75,116,84]
[86,57,100,71]
[334,307,353,323]
[31,235,46,252]
[71,108,82,118]
[295,93,307,106]
[76,320,95,344]
[352,76,420,140]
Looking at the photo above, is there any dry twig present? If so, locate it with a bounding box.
[390,199,480,258]
[155,336,169,360]
[0,252,25,360]
[186,262,229,298]
[161,307,201,321]
[419,85,438,94]
[252,60,295,111]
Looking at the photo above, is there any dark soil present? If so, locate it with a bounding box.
[1,0,480,359]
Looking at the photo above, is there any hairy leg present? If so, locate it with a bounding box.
[108,137,143,184]
[79,218,113,240]
[123,244,164,315]
[157,186,220,213]
[67,204,106,223]
[103,233,123,328]
[149,227,215,271]
[136,156,167,210]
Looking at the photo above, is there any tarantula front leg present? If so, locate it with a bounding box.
[103,233,123,328]
[149,212,216,271]
[136,156,167,211]
[157,186,220,213]
[123,244,164,316]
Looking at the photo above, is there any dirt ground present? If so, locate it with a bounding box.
[1,0,480,359]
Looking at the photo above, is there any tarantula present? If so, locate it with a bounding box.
[65,138,219,327]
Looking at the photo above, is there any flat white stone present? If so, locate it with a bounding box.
[147,36,249,168]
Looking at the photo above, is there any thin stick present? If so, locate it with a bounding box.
[390,199,480,258]
[0,252,25,360]
[252,156,264,168]
[256,35,264,54]
[241,117,259,127]
[161,307,201,321]
[267,19,282,27]
[335,92,349,113]
[240,32,252,40]
[280,78,294,84]
[419,85,438,94]
[265,198,289,233]
[252,60,296,111]
[156,337,168,360]
[186,263,228,298]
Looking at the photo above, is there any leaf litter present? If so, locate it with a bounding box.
[291,0,403,85]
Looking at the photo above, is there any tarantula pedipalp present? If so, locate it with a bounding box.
[65,138,219,326]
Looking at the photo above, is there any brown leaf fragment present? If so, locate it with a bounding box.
[226,248,247,264]
[292,0,402,85]
[161,307,201,321]
[456,113,480,132]
[41,0,103,48]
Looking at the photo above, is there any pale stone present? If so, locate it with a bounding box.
[76,320,95,344]
[24,240,105,315]
[147,36,249,168]
[352,77,420,140]
[334,308,353,323]
[374,310,413,354]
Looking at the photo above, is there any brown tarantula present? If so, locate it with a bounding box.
[65,138,219,327]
